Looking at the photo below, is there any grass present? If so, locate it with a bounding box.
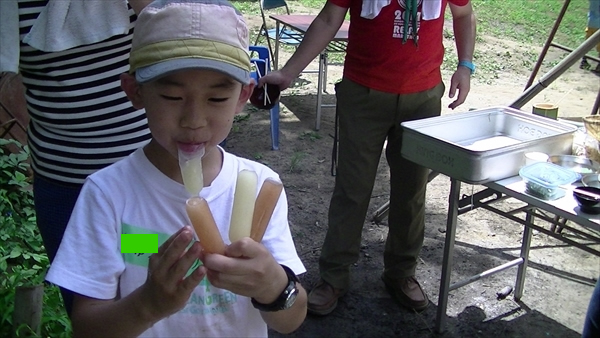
[289,151,306,172]
[472,0,588,48]
[236,0,588,43]
[299,131,322,141]
[234,0,589,52]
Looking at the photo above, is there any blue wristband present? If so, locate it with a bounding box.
[458,60,475,75]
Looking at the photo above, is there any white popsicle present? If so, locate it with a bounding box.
[179,147,205,196]
[229,170,258,242]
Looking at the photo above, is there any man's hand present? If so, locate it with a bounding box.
[258,69,296,92]
[447,67,471,110]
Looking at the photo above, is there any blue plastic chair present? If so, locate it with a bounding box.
[249,45,280,150]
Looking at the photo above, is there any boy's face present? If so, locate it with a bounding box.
[121,68,253,171]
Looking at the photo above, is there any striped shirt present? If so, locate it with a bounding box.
[18,0,151,185]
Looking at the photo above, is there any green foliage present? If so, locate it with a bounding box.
[234,113,251,123]
[299,131,322,142]
[0,138,71,337]
[0,139,40,284]
[289,151,306,172]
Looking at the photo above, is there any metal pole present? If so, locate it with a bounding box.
[550,42,600,63]
[514,209,534,300]
[525,0,571,89]
[449,258,524,291]
[315,51,325,130]
[510,29,600,110]
[592,89,600,115]
[435,178,461,333]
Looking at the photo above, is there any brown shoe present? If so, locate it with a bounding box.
[307,280,346,315]
[381,274,429,312]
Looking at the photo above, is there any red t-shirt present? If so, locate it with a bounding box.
[329,0,469,94]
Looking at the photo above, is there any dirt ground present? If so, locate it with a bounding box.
[1,8,598,338]
[223,12,600,338]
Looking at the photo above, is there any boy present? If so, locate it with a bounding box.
[45,0,307,336]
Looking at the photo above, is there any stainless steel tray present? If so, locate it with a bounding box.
[401,106,578,184]
[547,155,600,175]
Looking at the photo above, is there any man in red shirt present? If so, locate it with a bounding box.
[261,0,476,315]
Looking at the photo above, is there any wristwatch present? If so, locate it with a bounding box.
[251,265,300,312]
[458,60,476,75]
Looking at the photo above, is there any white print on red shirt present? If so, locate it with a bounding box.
[393,0,423,40]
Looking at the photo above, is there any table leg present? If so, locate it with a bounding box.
[315,51,325,130]
[274,22,281,70]
[323,52,328,92]
[515,208,534,300]
[435,178,461,333]
[591,87,600,115]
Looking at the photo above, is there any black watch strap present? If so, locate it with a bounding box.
[251,264,299,312]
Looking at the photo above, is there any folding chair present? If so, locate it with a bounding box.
[254,0,303,65]
[254,0,347,130]
[249,45,280,150]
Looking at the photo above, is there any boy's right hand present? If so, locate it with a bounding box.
[141,226,206,321]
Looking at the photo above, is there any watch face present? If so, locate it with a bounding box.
[251,265,300,312]
[284,284,300,309]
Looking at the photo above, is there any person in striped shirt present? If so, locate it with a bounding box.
[0,0,153,313]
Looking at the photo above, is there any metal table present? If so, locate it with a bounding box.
[436,175,600,332]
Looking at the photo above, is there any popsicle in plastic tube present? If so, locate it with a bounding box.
[179,147,205,196]
[186,197,225,254]
[229,170,258,242]
[250,178,283,242]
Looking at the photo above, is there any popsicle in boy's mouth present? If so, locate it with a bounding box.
[178,146,205,197]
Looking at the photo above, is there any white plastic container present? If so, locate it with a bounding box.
[524,152,549,165]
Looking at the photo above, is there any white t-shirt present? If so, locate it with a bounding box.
[46,147,305,337]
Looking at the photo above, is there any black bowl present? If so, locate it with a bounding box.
[250,83,280,110]
[573,186,600,214]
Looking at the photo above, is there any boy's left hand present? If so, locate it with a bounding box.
[200,238,288,304]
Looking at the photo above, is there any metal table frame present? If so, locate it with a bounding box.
[435,176,600,332]
[269,15,349,130]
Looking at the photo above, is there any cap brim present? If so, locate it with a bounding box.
[135,58,250,84]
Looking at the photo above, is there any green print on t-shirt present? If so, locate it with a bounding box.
[179,290,238,315]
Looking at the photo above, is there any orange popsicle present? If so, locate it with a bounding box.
[250,178,283,242]
[185,196,225,254]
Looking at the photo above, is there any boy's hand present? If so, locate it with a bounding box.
[141,226,206,321]
[201,238,288,304]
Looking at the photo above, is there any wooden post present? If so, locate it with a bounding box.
[12,284,43,337]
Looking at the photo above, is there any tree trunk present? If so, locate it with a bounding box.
[12,284,43,337]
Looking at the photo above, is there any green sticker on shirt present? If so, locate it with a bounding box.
[121,223,201,274]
